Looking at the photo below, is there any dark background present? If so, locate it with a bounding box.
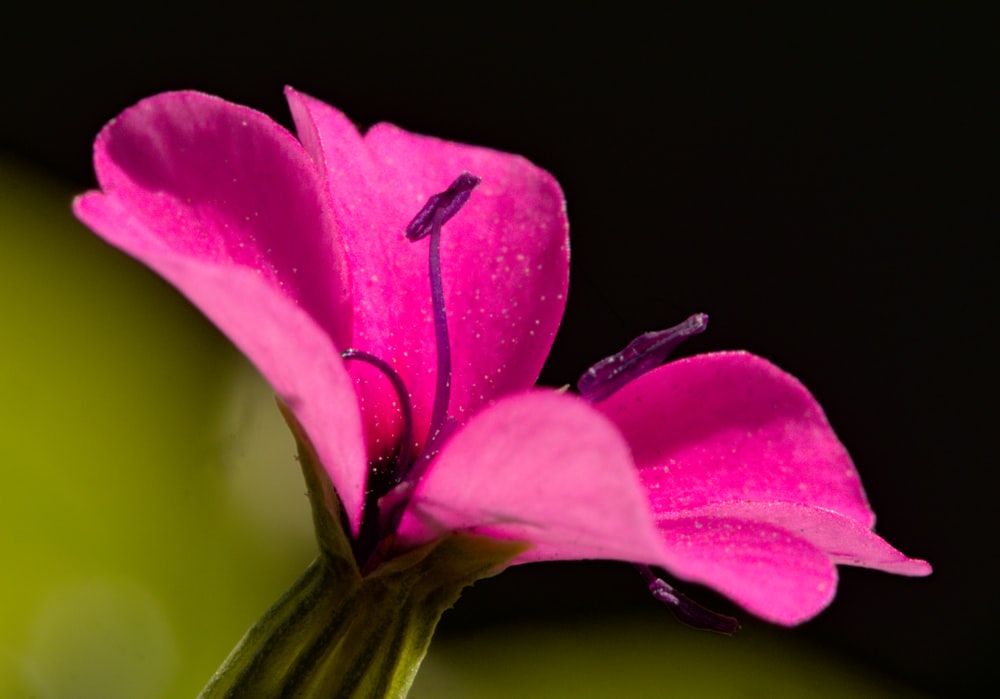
[3,6,993,696]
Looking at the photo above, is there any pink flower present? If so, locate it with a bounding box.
[74,89,930,627]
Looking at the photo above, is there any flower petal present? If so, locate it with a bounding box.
[596,350,930,623]
[656,508,929,624]
[662,501,932,575]
[597,351,877,526]
[286,88,570,457]
[395,390,668,566]
[72,92,369,532]
[655,517,838,625]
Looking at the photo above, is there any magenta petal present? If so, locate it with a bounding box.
[597,350,930,623]
[72,92,369,532]
[656,502,930,625]
[84,91,352,348]
[663,502,932,575]
[656,517,838,625]
[598,351,877,526]
[286,87,570,455]
[395,390,668,566]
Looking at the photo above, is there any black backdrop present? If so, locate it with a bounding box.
[3,6,993,695]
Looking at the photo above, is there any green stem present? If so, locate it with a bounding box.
[200,534,521,698]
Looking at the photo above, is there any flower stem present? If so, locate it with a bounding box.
[199,534,521,698]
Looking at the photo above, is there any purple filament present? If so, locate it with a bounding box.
[424,209,452,459]
[636,565,740,634]
[578,313,709,403]
[340,348,415,486]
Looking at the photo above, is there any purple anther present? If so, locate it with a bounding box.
[637,565,740,634]
[405,172,482,241]
[577,313,709,403]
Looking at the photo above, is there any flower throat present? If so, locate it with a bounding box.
[341,173,481,565]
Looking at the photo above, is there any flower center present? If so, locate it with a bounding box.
[341,173,481,565]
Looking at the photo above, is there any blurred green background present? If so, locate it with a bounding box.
[1,6,992,697]
[0,158,929,699]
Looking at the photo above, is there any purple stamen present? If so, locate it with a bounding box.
[342,348,419,565]
[341,349,415,487]
[636,565,740,634]
[405,173,481,479]
[577,313,709,403]
[363,174,482,567]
